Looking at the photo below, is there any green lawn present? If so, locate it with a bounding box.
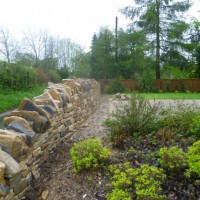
[140,92,200,99]
[0,84,47,113]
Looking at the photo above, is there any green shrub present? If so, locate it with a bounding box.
[107,93,162,146]
[188,116,200,139]
[158,146,188,173]
[187,140,200,177]
[70,138,111,173]
[104,79,124,94]
[110,162,135,190]
[133,164,166,200]
[106,188,132,200]
[0,63,37,90]
[138,70,154,92]
[157,102,200,136]
[108,163,165,200]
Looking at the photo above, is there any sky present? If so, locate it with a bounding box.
[0,0,199,52]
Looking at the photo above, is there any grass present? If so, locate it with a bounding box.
[137,92,200,99]
[0,84,47,113]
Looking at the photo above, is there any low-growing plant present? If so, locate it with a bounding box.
[157,101,200,137]
[108,162,166,200]
[106,188,132,200]
[110,163,135,189]
[158,146,188,173]
[133,164,166,200]
[106,93,162,146]
[70,138,111,173]
[188,116,200,139]
[187,140,200,178]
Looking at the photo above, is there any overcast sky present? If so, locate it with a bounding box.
[0,0,199,52]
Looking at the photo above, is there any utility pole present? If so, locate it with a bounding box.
[115,16,118,63]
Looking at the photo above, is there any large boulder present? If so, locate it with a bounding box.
[3,116,32,131]
[0,130,26,160]
[0,148,20,177]
[6,121,36,146]
[11,111,42,133]
[18,98,51,122]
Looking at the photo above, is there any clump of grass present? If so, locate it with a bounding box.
[0,84,47,113]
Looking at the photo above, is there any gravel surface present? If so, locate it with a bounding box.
[24,96,110,200]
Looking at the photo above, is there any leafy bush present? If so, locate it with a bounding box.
[106,188,132,200]
[0,63,37,91]
[70,138,111,173]
[157,102,200,136]
[133,164,166,200]
[187,140,200,177]
[104,79,124,94]
[158,146,188,173]
[188,116,200,139]
[108,162,165,200]
[138,70,154,92]
[107,94,162,146]
[109,162,135,190]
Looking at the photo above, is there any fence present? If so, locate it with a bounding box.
[99,79,200,93]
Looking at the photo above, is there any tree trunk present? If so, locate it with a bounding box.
[155,0,160,79]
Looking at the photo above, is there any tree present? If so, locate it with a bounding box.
[121,0,191,79]
[117,28,148,78]
[22,29,45,66]
[56,38,82,70]
[90,27,115,79]
[0,26,17,63]
[71,52,91,78]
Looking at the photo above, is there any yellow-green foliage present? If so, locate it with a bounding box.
[158,146,188,173]
[106,188,132,200]
[70,138,111,173]
[188,140,200,177]
[133,164,166,200]
[109,162,135,189]
[108,163,165,200]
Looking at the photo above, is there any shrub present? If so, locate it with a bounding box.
[108,163,165,200]
[70,138,111,173]
[104,79,124,94]
[188,115,200,139]
[133,164,166,200]
[110,162,135,190]
[138,70,154,92]
[157,102,200,136]
[107,93,162,146]
[187,140,200,177]
[158,146,188,173]
[106,188,132,200]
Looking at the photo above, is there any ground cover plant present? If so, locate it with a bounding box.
[69,94,200,199]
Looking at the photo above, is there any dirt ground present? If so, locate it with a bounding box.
[23,96,111,200]
[23,96,200,200]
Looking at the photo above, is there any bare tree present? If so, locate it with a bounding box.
[22,29,45,66]
[0,26,17,63]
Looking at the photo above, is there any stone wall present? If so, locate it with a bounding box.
[0,78,100,200]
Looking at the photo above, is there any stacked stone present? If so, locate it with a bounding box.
[0,78,100,200]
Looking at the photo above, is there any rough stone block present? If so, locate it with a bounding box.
[12,178,27,195]
[0,149,20,177]
[6,121,36,147]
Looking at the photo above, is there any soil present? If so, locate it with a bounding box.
[23,95,111,200]
[23,96,200,200]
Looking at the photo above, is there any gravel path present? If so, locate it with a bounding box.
[24,96,110,200]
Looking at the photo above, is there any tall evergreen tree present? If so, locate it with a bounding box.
[122,0,191,79]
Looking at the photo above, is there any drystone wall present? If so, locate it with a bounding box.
[0,78,100,200]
